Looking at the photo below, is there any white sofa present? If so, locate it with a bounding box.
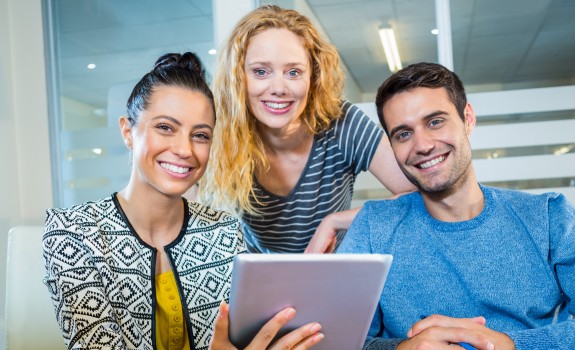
[4,226,65,349]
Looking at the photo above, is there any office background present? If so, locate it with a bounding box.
[1,0,574,348]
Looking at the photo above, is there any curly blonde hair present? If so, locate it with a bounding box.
[200,5,344,215]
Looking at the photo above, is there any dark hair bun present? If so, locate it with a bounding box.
[126,51,213,124]
[154,52,205,79]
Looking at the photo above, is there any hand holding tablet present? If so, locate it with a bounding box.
[211,301,324,349]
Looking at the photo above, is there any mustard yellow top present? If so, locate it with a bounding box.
[155,270,190,350]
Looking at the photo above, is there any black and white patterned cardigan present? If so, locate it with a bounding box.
[42,194,245,350]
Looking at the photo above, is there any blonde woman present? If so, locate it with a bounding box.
[202,5,413,253]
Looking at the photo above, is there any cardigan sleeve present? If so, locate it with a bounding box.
[43,208,128,350]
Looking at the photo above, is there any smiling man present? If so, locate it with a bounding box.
[337,62,575,350]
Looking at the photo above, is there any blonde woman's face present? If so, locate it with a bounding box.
[244,28,311,135]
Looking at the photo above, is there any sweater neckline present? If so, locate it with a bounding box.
[416,184,493,232]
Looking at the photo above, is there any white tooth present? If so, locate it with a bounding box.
[161,163,189,174]
[419,156,445,169]
[265,102,289,109]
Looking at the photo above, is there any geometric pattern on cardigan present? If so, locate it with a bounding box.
[43,195,245,350]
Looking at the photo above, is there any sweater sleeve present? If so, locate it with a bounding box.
[361,304,406,350]
[364,337,405,350]
[43,208,127,350]
[505,194,575,349]
[337,203,408,350]
[336,203,372,254]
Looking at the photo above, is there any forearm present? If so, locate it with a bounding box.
[305,207,362,253]
[368,136,415,195]
[325,207,361,231]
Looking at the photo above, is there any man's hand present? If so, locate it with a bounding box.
[397,315,516,350]
[209,301,324,350]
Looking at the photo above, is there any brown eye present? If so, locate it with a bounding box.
[157,124,173,132]
[193,132,212,142]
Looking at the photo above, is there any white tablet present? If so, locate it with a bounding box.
[228,253,393,349]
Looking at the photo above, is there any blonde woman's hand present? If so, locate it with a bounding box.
[305,208,361,253]
[209,301,324,350]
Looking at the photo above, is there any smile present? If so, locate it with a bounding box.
[417,155,446,169]
[160,162,190,174]
[264,101,291,109]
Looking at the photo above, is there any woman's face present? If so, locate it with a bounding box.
[244,28,311,135]
[121,85,215,197]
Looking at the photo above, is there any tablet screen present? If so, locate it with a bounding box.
[228,254,392,349]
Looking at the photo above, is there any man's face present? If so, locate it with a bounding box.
[382,87,475,194]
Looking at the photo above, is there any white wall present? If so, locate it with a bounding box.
[0,0,53,347]
[0,2,19,344]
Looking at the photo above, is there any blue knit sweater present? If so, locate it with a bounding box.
[338,185,575,350]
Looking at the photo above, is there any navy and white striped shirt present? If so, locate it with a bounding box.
[242,101,384,253]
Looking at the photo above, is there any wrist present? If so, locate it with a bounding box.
[327,208,358,231]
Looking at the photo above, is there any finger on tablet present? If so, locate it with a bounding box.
[246,307,296,349]
[271,322,323,350]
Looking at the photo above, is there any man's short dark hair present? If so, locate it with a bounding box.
[375,62,467,134]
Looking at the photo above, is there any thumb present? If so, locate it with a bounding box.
[210,300,235,349]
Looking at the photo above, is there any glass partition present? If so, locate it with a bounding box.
[45,0,216,207]
[45,0,575,206]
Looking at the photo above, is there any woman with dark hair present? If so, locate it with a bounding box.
[43,52,323,350]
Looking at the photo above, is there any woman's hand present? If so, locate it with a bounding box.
[304,193,414,254]
[210,301,324,350]
[304,208,361,253]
